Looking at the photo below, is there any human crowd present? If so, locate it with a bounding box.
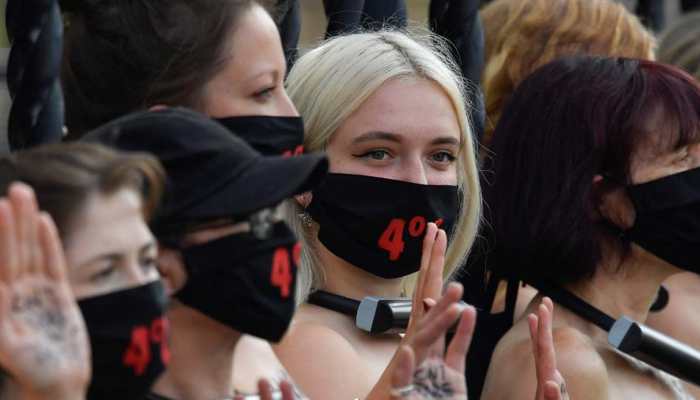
[1,0,700,399]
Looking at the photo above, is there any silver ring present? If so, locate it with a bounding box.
[390,384,415,397]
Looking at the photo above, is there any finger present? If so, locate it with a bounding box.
[543,380,564,400]
[38,212,67,282]
[537,303,557,381]
[418,282,463,328]
[0,284,11,332]
[279,380,296,400]
[412,223,438,321]
[445,305,476,372]
[0,200,16,282]
[412,283,462,360]
[257,378,274,400]
[412,302,462,362]
[543,296,554,314]
[390,346,416,399]
[424,229,447,302]
[9,183,39,277]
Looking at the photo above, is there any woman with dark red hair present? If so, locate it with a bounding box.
[479,56,700,400]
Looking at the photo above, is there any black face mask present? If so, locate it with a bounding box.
[77,281,169,400]
[174,221,299,342]
[625,166,700,273]
[308,173,460,278]
[214,115,305,156]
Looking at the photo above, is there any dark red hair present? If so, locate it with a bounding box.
[481,56,700,285]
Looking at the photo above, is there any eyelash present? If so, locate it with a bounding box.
[253,86,275,101]
[89,256,157,283]
[353,149,391,160]
[90,265,116,283]
[431,151,457,163]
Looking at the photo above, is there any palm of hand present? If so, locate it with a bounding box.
[406,358,467,400]
[0,276,90,392]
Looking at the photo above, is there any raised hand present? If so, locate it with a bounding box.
[529,298,570,400]
[369,223,476,400]
[389,303,476,400]
[0,183,90,400]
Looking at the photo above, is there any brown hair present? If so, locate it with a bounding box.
[0,142,165,239]
[481,0,656,143]
[61,0,272,137]
[658,11,700,81]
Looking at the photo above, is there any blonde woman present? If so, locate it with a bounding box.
[481,0,655,145]
[274,30,566,400]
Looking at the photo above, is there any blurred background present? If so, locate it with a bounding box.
[0,1,686,48]
[297,0,682,48]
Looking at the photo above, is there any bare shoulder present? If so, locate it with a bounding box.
[273,308,369,399]
[482,325,611,400]
[233,335,284,393]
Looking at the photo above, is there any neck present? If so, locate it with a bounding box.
[316,240,405,300]
[564,243,679,328]
[151,304,241,400]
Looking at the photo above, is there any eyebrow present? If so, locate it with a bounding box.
[246,68,279,83]
[352,131,461,147]
[76,240,157,270]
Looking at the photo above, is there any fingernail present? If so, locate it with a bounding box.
[422,298,435,311]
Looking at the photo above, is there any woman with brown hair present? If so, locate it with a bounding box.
[0,142,167,400]
[475,0,657,322]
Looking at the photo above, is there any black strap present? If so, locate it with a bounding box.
[145,393,175,400]
[307,290,360,317]
[527,280,616,331]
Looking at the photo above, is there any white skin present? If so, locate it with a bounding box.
[273,77,568,400]
[0,183,158,400]
[149,3,302,400]
[481,107,700,400]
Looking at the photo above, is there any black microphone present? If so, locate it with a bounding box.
[308,290,467,334]
[356,297,412,334]
[608,316,700,386]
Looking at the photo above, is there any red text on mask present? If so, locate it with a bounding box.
[270,243,301,298]
[378,217,444,261]
[123,317,171,376]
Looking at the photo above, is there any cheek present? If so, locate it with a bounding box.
[428,166,459,186]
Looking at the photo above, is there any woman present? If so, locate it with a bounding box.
[62,0,303,156]
[275,30,565,400]
[472,0,656,327]
[63,0,306,394]
[481,0,655,145]
[0,142,167,400]
[480,56,700,400]
[83,107,327,399]
[644,14,700,398]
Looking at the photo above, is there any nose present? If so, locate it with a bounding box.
[398,154,429,185]
[125,259,157,287]
[277,90,299,117]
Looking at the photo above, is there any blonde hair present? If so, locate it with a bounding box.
[659,11,700,81]
[285,30,482,302]
[481,0,656,143]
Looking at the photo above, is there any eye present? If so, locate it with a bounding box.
[354,150,392,161]
[253,86,275,101]
[141,256,158,273]
[89,264,116,283]
[430,151,457,163]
